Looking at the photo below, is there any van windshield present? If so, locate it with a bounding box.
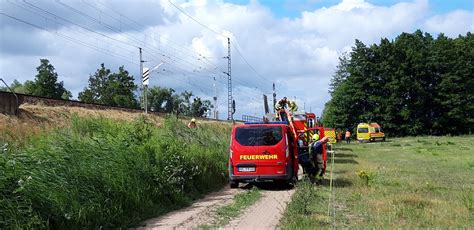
[292,114,306,121]
[235,126,283,146]
[358,128,369,133]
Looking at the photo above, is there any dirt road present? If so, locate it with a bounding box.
[136,184,295,230]
[223,188,295,229]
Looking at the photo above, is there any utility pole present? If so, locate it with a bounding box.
[144,83,148,114]
[143,68,148,114]
[272,82,276,113]
[213,77,218,119]
[224,37,232,120]
[139,47,145,113]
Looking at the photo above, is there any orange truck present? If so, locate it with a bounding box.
[228,110,327,188]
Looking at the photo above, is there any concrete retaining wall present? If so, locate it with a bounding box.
[0,91,23,115]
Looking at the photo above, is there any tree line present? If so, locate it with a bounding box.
[1,59,212,117]
[322,30,473,136]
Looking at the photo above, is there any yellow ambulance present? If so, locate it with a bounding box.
[357,123,385,142]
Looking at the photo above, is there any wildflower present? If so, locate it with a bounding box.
[357,170,371,186]
[1,143,8,153]
[18,179,24,187]
[357,170,368,178]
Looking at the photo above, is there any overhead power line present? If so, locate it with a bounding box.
[5,1,231,118]
[53,1,227,84]
[0,12,137,65]
[9,2,219,92]
[92,1,228,79]
[7,0,265,117]
[19,1,140,50]
[167,0,272,90]
[88,0,264,110]
[230,40,271,83]
[168,0,227,39]
[94,0,145,30]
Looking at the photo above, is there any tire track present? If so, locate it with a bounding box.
[221,188,295,230]
[135,187,240,229]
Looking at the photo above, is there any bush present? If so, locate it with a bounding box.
[0,116,230,229]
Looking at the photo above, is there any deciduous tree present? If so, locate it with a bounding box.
[79,64,138,108]
[28,59,71,99]
[322,31,473,136]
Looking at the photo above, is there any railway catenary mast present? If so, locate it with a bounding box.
[225,37,232,120]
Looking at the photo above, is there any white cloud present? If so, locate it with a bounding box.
[333,0,374,11]
[299,0,429,48]
[425,10,474,37]
[0,0,472,119]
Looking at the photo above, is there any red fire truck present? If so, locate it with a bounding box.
[228,110,327,188]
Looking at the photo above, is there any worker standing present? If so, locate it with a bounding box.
[275,97,288,111]
[188,118,197,128]
[345,130,351,144]
[309,134,330,183]
[275,97,289,121]
[337,130,343,143]
[289,101,298,113]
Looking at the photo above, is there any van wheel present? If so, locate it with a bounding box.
[230,181,239,189]
[382,137,386,142]
[288,176,297,188]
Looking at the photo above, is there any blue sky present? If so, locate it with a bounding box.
[224,0,474,18]
[1,0,472,118]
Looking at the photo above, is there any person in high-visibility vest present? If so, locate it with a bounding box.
[188,118,197,128]
[289,100,298,113]
[275,97,288,121]
[345,130,351,144]
[309,134,330,182]
[275,97,288,111]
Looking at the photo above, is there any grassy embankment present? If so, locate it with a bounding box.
[281,136,474,229]
[0,105,231,229]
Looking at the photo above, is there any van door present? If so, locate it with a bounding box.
[357,126,370,141]
[232,126,286,176]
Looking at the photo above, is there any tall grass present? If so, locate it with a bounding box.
[281,136,474,229]
[280,179,330,229]
[0,115,230,229]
